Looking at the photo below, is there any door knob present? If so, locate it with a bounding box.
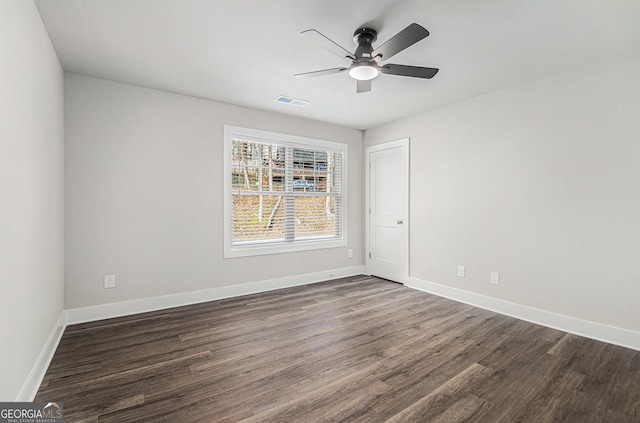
[397,219,404,225]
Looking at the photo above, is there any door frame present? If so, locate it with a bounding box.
[365,138,410,284]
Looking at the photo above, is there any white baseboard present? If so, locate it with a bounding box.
[16,311,66,401]
[66,266,365,325]
[407,277,640,352]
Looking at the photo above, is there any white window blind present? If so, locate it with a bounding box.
[224,126,347,257]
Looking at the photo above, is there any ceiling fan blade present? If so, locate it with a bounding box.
[380,64,439,79]
[356,79,372,93]
[300,29,356,61]
[294,67,347,79]
[372,23,430,62]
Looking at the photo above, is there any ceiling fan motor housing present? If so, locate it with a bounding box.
[353,28,377,60]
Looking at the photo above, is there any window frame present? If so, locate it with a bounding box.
[223,125,348,258]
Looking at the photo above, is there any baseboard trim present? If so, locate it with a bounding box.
[407,277,640,352]
[66,266,365,325]
[16,311,66,401]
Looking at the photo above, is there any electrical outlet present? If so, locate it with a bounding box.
[457,266,465,277]
[104,274,116,289]
[490,272,500,285]
[348,249,353,258]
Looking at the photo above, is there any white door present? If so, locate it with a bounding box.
[366,139,409,283]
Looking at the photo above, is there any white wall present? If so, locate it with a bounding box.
[64,73,364,310]
[0,1,64,401]
[365,52,640,333]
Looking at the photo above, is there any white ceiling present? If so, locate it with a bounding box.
[35,0,640,130]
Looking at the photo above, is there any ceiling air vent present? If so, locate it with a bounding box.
[274,96,309,107]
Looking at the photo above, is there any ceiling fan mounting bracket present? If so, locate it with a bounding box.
[353,28,377,45]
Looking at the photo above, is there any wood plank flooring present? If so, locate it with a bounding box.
[36,276,640,422]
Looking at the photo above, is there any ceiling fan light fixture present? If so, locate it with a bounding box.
[348,63,379,81]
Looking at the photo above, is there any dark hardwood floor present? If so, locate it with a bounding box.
[36,276,640,422]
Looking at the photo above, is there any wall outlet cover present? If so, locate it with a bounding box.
[104,274,116,289]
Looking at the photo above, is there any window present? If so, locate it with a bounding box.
[224,126,347,257]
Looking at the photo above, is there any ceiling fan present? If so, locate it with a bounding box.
[295,23,439,93]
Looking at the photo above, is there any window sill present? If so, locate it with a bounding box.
[224,238,346,258]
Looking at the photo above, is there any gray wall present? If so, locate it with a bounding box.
[64,73,364,309]
[365,52,640,332]
[0,1,65,400]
